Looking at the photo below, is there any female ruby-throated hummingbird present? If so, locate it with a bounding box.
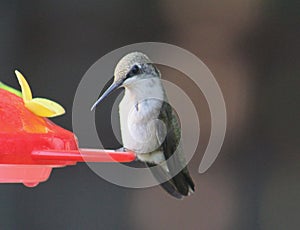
[91,52,195,198]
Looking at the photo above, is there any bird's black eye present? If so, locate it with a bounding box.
[131,65,140,75]
[126,65,140,78]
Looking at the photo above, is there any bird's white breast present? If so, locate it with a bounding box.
[119,77,165,154]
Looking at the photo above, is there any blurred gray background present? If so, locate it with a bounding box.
[0,0,299,229]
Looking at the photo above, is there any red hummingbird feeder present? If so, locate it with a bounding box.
[0,71,135,187]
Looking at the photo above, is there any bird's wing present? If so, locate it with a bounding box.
[157,101,194,196]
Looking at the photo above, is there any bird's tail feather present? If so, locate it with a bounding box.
[146,162,185,199]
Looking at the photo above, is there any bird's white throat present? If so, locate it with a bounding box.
[123,76,165,102]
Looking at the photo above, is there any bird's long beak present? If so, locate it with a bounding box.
[91,80,122,111]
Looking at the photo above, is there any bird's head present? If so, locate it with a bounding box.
[91,52,160,110]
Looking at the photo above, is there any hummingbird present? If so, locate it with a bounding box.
[91,52,195,198]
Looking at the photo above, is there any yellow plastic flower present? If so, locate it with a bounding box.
[14,70,65,117]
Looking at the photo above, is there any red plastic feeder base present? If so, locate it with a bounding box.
[0,88,136,187]
[0,164,61,187]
